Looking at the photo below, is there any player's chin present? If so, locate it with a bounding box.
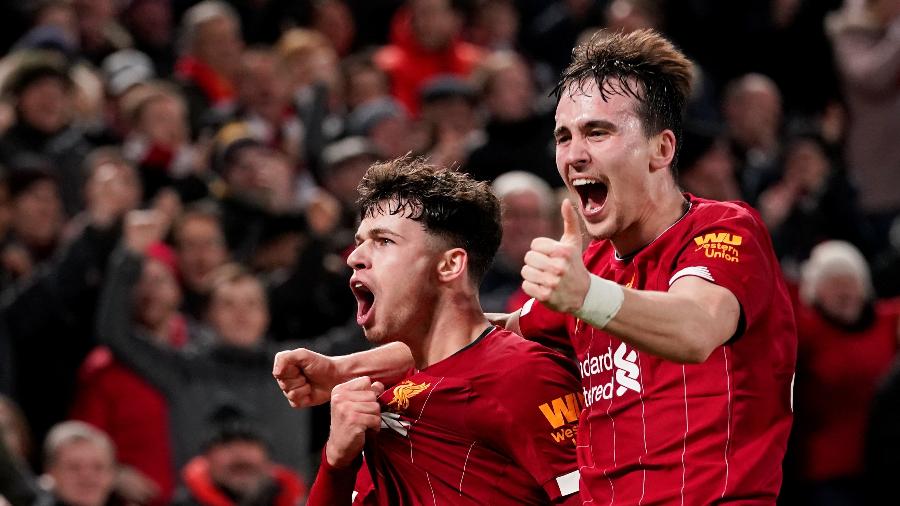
[362,327,387,344]
[584,219,614,241]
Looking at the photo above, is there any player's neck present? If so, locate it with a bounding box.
[411,294,490,370]
[612,188,688,258]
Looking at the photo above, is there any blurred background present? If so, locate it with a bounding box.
[0,1,897,505]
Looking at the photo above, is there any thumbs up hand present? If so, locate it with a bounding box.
[521,199,591,314]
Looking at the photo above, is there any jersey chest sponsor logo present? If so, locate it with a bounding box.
[580,343,641,407]
[387,379,431,411]
[693,232,742,263]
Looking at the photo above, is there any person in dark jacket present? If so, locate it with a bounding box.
[0,51,93,216]
[172,405,306,506]
[98,210,316,479]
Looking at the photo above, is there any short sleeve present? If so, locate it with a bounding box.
[669,209,776,336]
[517,298,575,355]
[489,349,582,500]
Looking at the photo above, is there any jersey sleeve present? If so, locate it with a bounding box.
[516,297,575,355]
[489,348,582,501]
[669,208,776,338]
[307,450,363,506]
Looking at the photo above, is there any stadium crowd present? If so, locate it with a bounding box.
[0,0,897,505]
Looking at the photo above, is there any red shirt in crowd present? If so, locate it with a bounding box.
[308,326,582,505]
[519,195,797,504]
[794,298,900,481]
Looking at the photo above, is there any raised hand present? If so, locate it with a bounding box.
[325,376,385,468]
[123,210,168,255]
[273,348,342,408]
[521,199,590,314]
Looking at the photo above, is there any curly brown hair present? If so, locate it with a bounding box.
[554,29,694,177]
[357,155,502,283]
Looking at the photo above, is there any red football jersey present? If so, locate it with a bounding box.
[308,326,582,505]
[519,195,797,504]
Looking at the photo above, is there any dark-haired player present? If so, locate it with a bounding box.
[286,157,581,505]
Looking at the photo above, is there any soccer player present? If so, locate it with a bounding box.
[277,30,797,504]
[278,157,582,505]
[509,30,797,503]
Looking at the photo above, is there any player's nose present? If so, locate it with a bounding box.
[346,242,370,270]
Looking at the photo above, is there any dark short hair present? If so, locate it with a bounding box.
[357,155,502,284]
[554,29,694,178]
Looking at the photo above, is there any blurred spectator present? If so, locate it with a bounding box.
[723,73,784,205]
[470,0,520,50]
[25,1,80,58]
[172,202,230,321]
[758,133,870,275]
[480,171,556,313]
[464,51,559,186]
[0,395,39,506]
[41,421,117,506]
[121,0,175,76]
[418,75,484,169]
[100,49,156,134]
[788,240,899,506]
[233,48,303,166]
[341,51,390,112]
[98,217,315,477]
[72,0,131,66]
[0,168,64,287]
[275,29,344,175]
[374,0,484,115]
[174,1,243,137]
[604,0,662,34]
[1,149,139,463]
[827,0,900,251]
[0,51,93,215]
[120,81,199,200]
[70,242,186,506]
[346,97,419,159]
[677,122,741,202]
[172,404,306,506]
[318,136,379,237]
[312,0,356,57]
[0,396,31,465]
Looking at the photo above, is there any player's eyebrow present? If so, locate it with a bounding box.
[580,119,617,133]
[354,228,402,245]
[553,125,570,141]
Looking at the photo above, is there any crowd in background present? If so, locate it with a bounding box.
[0,0,897,505]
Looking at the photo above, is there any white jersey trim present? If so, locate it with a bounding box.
[555,469,581,496]
[669,266,715,286]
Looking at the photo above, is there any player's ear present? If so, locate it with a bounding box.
[649,129,676,173]
[437,248,468,283]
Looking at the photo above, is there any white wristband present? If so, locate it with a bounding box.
[573,274,625,329]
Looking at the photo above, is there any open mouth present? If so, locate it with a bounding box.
[351,280,376,326]
[572,178,609,217]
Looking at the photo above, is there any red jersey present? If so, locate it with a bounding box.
[308,326,582,505]
[519,195,797,504]
[794,299,900,481]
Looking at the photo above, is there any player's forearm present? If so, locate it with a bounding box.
[338,341,414,386]
[588,286,737,364]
